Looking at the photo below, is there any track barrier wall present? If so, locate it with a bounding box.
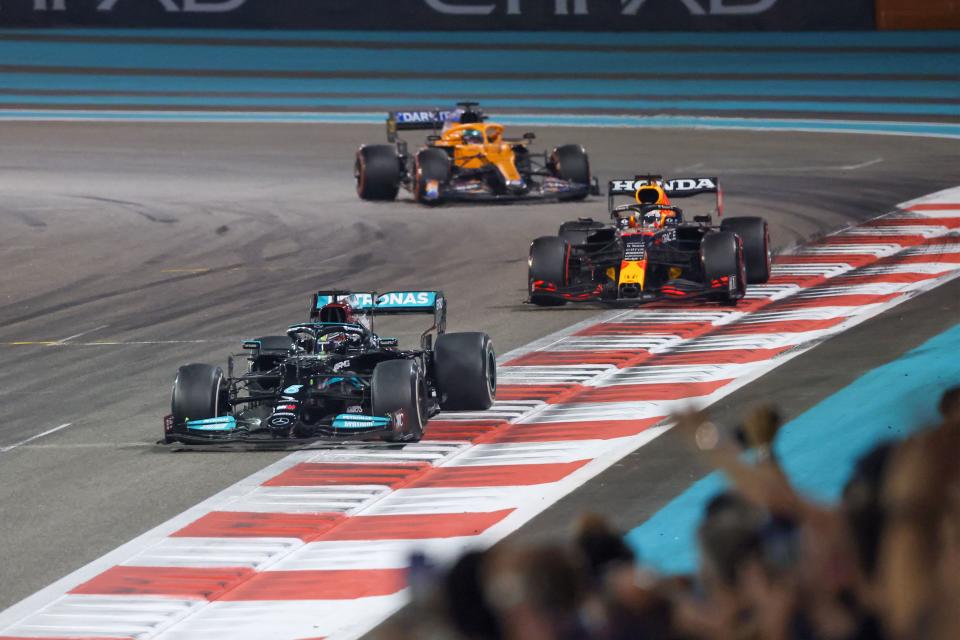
[0,0,878,30]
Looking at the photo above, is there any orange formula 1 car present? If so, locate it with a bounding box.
[528,176,772,306]
[355,102,598,204]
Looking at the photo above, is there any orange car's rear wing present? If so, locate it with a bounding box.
[607,175,723,217]
[386,110,453,142]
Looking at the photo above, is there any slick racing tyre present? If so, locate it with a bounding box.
[414,148,451,204]
[372,359,425,443]
[529,236,570,306]
[550,144,591,200]
[355,145,400,201]
[434,332,496,411]
[171,364,226,424]
[702,231,747,306]
[721,216,771,284]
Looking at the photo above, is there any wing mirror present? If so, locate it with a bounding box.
[523,132,536,140]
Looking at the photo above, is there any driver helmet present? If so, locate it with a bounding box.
[641,208,679,229]
[317,331,350,355]
[461,128,484,145]
[642,210,664,228]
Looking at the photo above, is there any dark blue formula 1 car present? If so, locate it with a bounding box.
[163,290,496,446]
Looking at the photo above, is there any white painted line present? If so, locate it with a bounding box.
[841,157,885,171]
[126,537,302,570]
[222,484,389,514]
[720,156,884,174]
[3,339,239,348]
[0,423,73,453]
[673,161,704,172]
[271,537,479,571]
[55,324,109,344]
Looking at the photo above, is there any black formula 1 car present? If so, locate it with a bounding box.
[163,290,496,446]
[355,102,598,204]
[528,176,771,306]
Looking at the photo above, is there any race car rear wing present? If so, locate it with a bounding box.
[386,103,487,142]
[607,175,723,218]
[386,110,453,142]
[310,290,447,336]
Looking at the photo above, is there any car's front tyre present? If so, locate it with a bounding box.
[529,236,570,307]
[702,231,746,306]
[372,359,425,443]
[721,216,771,284]
[414,148,451,204]
[356,145,401,201]
[170,364,226,442]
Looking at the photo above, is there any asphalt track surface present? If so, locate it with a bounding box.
[0,121,958,612]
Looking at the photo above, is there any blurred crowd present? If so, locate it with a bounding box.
[376,386,960,640]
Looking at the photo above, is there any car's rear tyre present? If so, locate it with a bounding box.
[356,145,400,201]
[372,359,424,443]
[550,144,591,200]
[702,231,746,306]
[434,332,496,411]
[414,147,451,204]
[721,216,771,284]
[558,218,606,246]
[171,364,225,425]
[528,236,570,307]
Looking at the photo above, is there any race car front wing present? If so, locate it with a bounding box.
[529,275,737,305]
[162,411,404,446]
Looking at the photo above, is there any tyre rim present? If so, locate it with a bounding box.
[739,243,748,295]
[414,161,423,199]
[354,157,364,195]
[765,227,772,270]
[486,348,497,398]
[414,373,424,430]
[213,374,223,418]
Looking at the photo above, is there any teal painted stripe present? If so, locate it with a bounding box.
[1,74,958,100]
[0,111,958,139]
[1,42,957,75]
[1,94,956,117]
[2,29,958,48]
[624,321,960,575]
